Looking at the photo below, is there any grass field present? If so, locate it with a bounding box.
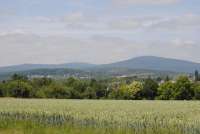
[0,99,200,134]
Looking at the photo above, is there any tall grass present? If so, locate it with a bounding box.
[0,99,200,134]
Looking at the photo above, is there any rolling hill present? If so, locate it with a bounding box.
[0,56,199,77]
[0,63,96,74]
[99,56,200,73]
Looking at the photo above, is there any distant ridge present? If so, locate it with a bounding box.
[100,56,200,73]
[0,56,200,74]
[0,63,96,74]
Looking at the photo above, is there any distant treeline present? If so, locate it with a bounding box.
[0,74,200,100]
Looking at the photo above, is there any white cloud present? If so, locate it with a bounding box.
[0,34,143,66]
[142,38,200,61]
[1,13,199,36]
[105,14,200,32]
[171,38,197,48]
[0,9,16,17]
[63,12,85,23]
[149,14,200,30]
[108,18,142,30]
[0,33,199,67]
[112,0,180,5]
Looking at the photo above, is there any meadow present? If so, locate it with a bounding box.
[0,99,200,134]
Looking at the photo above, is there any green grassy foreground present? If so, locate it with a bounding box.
[0,120,134,134]
[0,98,200,134]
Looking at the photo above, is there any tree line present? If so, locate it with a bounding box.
[0,74,200,100]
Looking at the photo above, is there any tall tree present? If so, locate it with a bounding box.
[165,75,170,82]
[11,74,28,81]
[141,78,158,100]
[174,76,193,100]
[195,70,199,81]
[157,81,175,100]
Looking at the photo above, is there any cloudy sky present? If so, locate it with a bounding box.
[0,0,200,66]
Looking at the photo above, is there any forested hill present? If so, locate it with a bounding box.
[0,63,96,74]
[0,56,200,74]
[99,56,200,73]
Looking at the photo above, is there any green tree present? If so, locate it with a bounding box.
[195,70,199,81]
[66,77,87,96]
[65,77,76,87]
[31,77,53,97]
[82,87,97,99]
[118,81,143,100]
[119,83,130,99]
[165,75,170,82]
[11,74,28,81]
[127,81,143,99]
[35,87,47,98]
[31,77,53,87]
[48,84,71,99]
[36,83,71,99]
[108,83,124,100]
[174,76,193,100]
[0,82,5,97]
[7,80,33,98]
[192,83,200,100]
[157,81,175,100]
[89,79,107,99]
[141,78,158,100]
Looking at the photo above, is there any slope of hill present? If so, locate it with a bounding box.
[0,67,180,81]
[0,56,199,76]
[100,56,200,73]
[0,63,96,74]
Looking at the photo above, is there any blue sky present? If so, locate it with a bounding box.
[0,0,200,66]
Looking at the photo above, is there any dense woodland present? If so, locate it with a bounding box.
[0,73,200,100]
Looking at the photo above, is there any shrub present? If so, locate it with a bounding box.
[7,80,33,98]
[157,81,175,100]
[174,76,193,100]
[141,78,158,100]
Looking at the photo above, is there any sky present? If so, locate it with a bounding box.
[0,0,200,66]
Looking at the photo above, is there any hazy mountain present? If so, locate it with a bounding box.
[100,56,200,73]
[61,63,96,69]
[0,56,199,74]
[0,63,96,74]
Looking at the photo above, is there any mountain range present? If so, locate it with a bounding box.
[0,56,199,78]
[0,63,96,74]
[100,56,200,73]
